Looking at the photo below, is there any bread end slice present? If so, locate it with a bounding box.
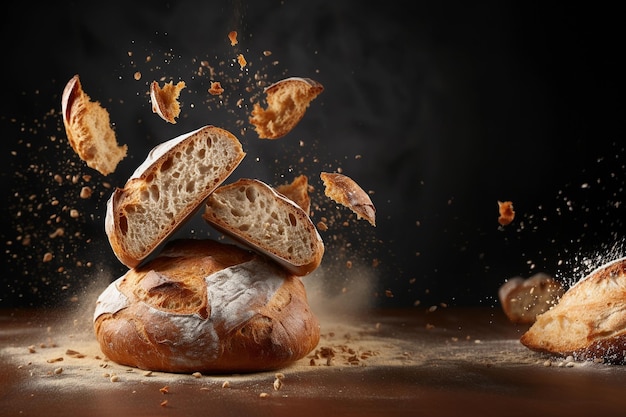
[203,178,324,276]
[105,125,245,268]
[249,77,323,139]
[320,172,376,226]
[61,74,127,175]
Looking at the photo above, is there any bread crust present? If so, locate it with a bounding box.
[203,178,324,276]
[320,172,376,226]
[61,74,127,175]
[94,239,320,373]
[498,273,564,324]
[249,77,323,139]
[150,80,186,124]
[275,174,311,214]
[520,257,626,362]
[105,125,245,268]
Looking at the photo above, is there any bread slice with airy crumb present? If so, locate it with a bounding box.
[249,77,323,139]
[105,125,245,268]
[61,74,127,175]
[202,178,324,276]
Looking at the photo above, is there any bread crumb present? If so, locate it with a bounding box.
[160,385,169,394]
[497,200,515,226]
[160,400,168,407]
[208,81,224,96]
[237,54,247,70]
[228,31,238,46]
[221,381,230,388]
[134,71,142,81]
[192,372,202,378]
[273,378,283,391]
[259,392,270,398]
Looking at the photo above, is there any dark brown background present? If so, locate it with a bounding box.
[1,1,623,309]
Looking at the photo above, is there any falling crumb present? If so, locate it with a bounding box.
[317,221,328,231]
[498,200,515,226]
[228,31,238,46]
[160,400,168,407]
[263,50,272,56]
[259,392,270,398]
[70,209,80,218]
[134,71,142,81]
[79,186,92,199]
[237,54,247,70]
[208,82,224,96]
[346,260,353,269]
[385,290,394,298]
[160,385,169,394]
[43,253,53,263]
[273,378,283,391]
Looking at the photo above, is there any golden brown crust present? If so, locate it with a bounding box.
[520,258,626,363]
[320,172,376,226]
[93,239,320,373]
[61,74,127,175]
[249,77,323,139]
[150,80,186,124]
[275,174,311,214]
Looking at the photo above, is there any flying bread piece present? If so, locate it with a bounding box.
[61,74,127,175]
[320,172,376,226]
[275,174,311,214]
[520,257,626,363]
[203,178,324,276]
[249,77,323,139]
[150,80,186,124]
[498,273,564,324]
[105,125,245,268]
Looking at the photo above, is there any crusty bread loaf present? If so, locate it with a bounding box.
[93,239,320,373]
[249,77,323,139]
[150,80,186,124]
[105,125,245,268]
[498,273,564,324]
[61,74,127,175]
[320,172,376,226]
[520,257,626,363]
[275,174,311,213]
[202,178,324,276]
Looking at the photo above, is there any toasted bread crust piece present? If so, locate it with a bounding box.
[250,77,323,139]
[520,257,626,363]
[498,273,564,324]
[275,175,311,214]
[203,178,324,276]
[61,74,127,175]
[94,239,320,373]
[320,172,376,226]
[105,125,245,268]
[150,80,186,124]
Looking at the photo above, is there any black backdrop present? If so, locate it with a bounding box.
[1,1,623,310]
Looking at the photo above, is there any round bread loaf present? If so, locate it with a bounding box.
[93,239,320,373]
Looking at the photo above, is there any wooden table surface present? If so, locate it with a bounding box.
[2,305,626,417]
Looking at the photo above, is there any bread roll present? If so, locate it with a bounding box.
[105,125,245,268]
[61,74,127,175]
[203,178,324,276]
[498,273,564,324]
[520,257,626,363]
[249,77,323,139]
[94,239,320,373]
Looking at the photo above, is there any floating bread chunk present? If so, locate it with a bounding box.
[498,273,564,324]
[275,175,311,213]
[498,200,515,226]
[150,80,186,124]
[320,172,376,226]
[61,74,127,175]
[249,77,323,139]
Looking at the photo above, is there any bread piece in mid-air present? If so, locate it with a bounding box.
[61,74,127,175]
[320,172,376,226]
[249,77,323,139]
[105,125,245,268]
[93,239,320,373]
[150,80,186,124]
[520,257,626,363]
[498,273,564,324]
[203,178,324,276]
[275,174,311,214]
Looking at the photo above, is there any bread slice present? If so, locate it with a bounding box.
[150,80,186,124]
[249,77,323,139]
[320,172,376,226]
[202,178,324,276]
[105,125,245,268]
[498,273,564,324]
[61,74,127,175]
[520,257,626,362]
